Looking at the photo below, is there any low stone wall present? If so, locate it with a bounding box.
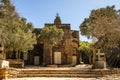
[9,63,24,68]
[7,59,24,68]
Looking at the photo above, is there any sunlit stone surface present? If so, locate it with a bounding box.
[0,60,9,68]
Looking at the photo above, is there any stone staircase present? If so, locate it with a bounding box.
[16,68,120,78]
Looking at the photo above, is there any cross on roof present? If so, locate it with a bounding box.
[56,13,59,17]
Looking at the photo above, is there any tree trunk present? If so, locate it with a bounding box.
[16,51,19,63]
[92,47,96,64]
[79,52,82,63]
[42,44,47,65]
[2,42,6,60]
[3,49,6,60]
[18,51,21,63]
[89,56,92,64]
[49,45,53,64]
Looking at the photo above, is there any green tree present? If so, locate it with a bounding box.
[39,26,64,64]
[79,5,120,67]
[80,5,120,54]
[0,0,20,59]
[12,23,36,62]
[78,41,93,64]
[0,0,37,60]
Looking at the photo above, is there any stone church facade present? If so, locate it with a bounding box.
[5,14,79,66]
[27,14,79,65]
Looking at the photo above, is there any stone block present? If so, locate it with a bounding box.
[94,61,106,69]
[0,60,9,68]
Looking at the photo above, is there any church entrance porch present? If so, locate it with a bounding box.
[27,43,44,65]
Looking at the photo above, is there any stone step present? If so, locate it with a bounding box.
[17,73,102,78]
[19,70,97,74]
[9,68,119,78]
[16,69,114,78]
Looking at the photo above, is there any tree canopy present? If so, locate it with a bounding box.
[0,0,37,58]
[39,26,64,45]
[80,5,120,51]
[80,5,120,67]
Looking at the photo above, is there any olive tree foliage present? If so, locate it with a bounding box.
[0,0,18,51]
[0,0,36,59]
[38,26,64,64]
[80,6,120,54]
[12,18,36,53]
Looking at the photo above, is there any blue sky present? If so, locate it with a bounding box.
[11,0,120,42]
